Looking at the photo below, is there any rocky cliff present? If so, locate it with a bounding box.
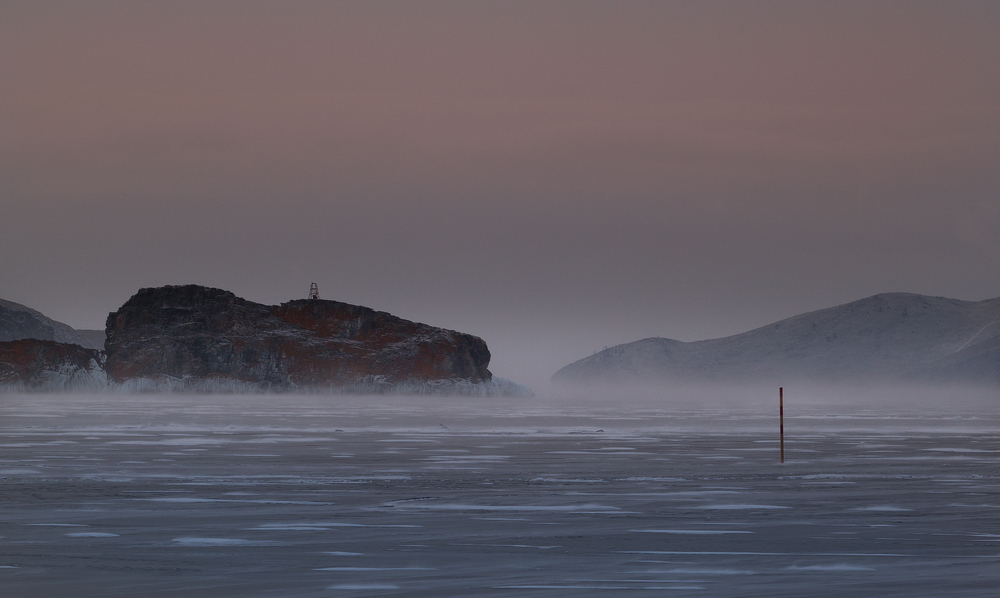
[104,285,519,394]
[0,339,107,391]
[553,293,1000,386]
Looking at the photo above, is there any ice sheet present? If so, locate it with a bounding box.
[0,392,997,597]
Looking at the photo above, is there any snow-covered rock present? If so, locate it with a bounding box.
[0,339,107,391]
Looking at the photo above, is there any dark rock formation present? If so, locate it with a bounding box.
[0,298,100,349]
[554,293,1000,386]
[105,285,498,392]
[0,339,106,390]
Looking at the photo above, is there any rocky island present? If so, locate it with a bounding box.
[1,285,530,396]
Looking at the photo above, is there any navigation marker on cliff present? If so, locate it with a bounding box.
[308,282,319,300]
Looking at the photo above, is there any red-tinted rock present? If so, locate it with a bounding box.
[0,339,106,389]
[104,285,492,390]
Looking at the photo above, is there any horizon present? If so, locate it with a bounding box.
[3,1,999,391]
[6,284,999,393]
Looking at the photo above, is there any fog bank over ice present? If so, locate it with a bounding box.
[545,381,999,415]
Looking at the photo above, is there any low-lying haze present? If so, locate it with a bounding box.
[2,2,999,389]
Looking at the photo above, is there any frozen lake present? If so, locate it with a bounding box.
[1,392,998,597]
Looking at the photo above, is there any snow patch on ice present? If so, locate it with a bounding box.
[385,502,621,512]
[696,504,790,510]
[786,564,875,571]
[252,522,421,530]
[533,477,606,483]
[497,584,705,590]
[655,568,756,575]
[171,537,275,546]
[633,529,753,535]
[111,437,227,446]
[317,566,436,571]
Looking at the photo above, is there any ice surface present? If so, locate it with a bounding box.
[787,563,876,571]
[171,538,277,546]
[633,530,754,534]
[0,392,997,597]
[695,504,791,509]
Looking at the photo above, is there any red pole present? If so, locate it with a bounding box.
[779,387,785,464]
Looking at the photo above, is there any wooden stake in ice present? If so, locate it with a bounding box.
[779,386,785,464]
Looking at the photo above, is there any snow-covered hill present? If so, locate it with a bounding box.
[553,293,1000,385]
[0,298,102,349]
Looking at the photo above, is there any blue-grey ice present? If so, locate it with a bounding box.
[0,391,997,597]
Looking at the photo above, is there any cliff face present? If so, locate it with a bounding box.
[553,293,1000,386]
[104,286,287,384]
[270,299,491,385]
[0,339,106,390]
[105,285,492,390]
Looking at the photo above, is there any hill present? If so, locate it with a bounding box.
[552,293,1000,385]
[0,298,101,349]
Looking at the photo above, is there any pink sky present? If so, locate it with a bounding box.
[2,1,999,388]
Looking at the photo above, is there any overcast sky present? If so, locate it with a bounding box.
[2,1,998,390]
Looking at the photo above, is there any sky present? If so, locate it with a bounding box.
[2,1,999,390]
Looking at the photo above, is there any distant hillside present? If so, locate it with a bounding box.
[0,299,102,350]
[75,329,107,351]
[553,293,1000,385]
